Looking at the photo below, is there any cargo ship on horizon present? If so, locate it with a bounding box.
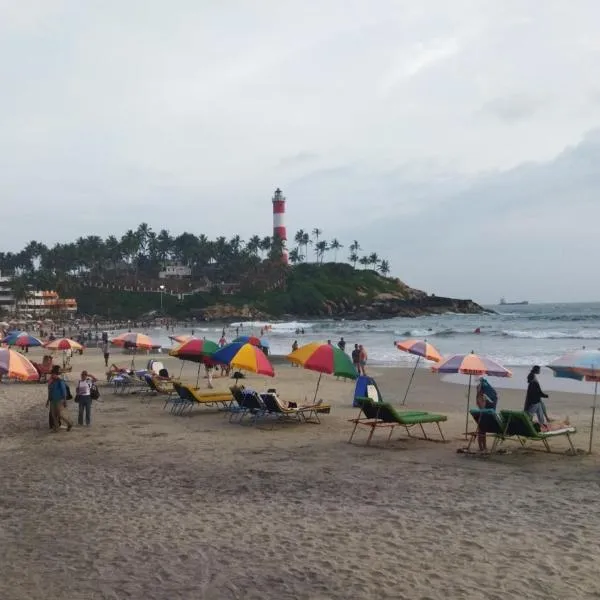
[499,298,529,306]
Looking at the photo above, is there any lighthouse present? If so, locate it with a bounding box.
[272,188,288,264]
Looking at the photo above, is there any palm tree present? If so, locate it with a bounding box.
[359,256,369,269]
[301,232,310,262]
[157,229,173,266]
[294,230,306,255]
[288,247,304,264]
[246,235,261,256]
[315,240,329,264]
[10,275,30,316]
[329,239,343,262]
[378,259,390,276]
[368,252,380,269]
[348,252,359,269]
[289,246,302,265]
[260,236,272,258]
[311,228,322,262]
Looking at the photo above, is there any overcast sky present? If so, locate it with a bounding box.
[1,0,599,303]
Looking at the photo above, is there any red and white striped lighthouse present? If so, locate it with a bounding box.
[272,188,288,263]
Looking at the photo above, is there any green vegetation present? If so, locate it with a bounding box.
[0,223,396,319]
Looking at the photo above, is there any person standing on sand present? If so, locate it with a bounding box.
[524,365,550,427]
[76,370,95,427]
[47,366,73,433]
[101,340,110,368]
[351,344,360,374]
[337,337,346,352]
[358,345,368,375]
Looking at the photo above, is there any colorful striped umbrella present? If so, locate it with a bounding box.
[212,342,274,377]
[2,332,43,347]
[548,350,600,453]
[45,338,84,351]
[169,338,220,384]
[111,332,158,349]
[432,352,512,436]
[111,332,159,368]
[0,348,39,381]
[286,342,358,402]
[396,339,442,405]
[233,335,261,347]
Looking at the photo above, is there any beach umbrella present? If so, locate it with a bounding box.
[233,335,261,347]
[111,332,158,349]
[395,339,442,405]
[548,349,600,453]
[2,332,43,348]
[169,338,220,385]
[169,334,195,344]
[432,352,512,437]
[286,341,358,402]
[212,342,274,377]
[0,348,39,381]
[111,332,159,368]
[45,338,84,351]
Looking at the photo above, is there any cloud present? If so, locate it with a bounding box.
[277,152,319,168]
[482,94,544,122]
[0,0,599,305]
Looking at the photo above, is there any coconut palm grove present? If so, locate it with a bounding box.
[0,224,396,319]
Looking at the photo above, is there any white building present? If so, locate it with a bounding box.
[158,264,192,279]
[0,271,14,313]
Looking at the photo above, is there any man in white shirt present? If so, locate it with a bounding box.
[76,370,95,426]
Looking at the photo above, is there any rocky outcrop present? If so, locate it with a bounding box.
[192,303,270,322]
[198,294,487,321]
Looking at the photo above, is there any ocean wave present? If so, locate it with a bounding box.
[501,330,600,340]
[228,320,315,332]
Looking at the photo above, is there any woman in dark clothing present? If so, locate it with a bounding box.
[524,365,550,426]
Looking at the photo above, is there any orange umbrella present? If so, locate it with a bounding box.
[0,348,39,381]
[45,338,84,351]
[111,332,157,349]
[111,332,159,368]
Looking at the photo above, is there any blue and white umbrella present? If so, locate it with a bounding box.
[548,350,600,453]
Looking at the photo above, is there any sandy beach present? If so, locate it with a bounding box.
[1,348,600,600]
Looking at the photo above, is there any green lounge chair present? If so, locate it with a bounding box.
[500,410,576,454]
[467,408,506,453]
[349,397,447,445]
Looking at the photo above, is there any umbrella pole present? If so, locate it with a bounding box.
[179,362,184,378]
[313,373,323,404]
[589,381,598,454]
[196,363,201,388]
[402,356,420,405]
[464,374,472,439]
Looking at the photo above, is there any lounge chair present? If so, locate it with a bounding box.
[260,394,327,427]
[349,397,447,445]
[182,384,233,410]
[467,409,506,453]
[31,355,53,382]
[229,389,267,424]
[169,382,196,415]
[500,410,576,454]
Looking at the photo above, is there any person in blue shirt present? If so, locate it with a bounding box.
[46,366,73,432]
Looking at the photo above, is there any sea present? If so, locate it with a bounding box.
[137,302,600,368]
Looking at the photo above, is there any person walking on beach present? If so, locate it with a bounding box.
[351,344,360,374]
[76,370,95,426]
[524,365,550,428]
[101,340,110,368]
[358,345,368,375]
[47,366,73,433]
